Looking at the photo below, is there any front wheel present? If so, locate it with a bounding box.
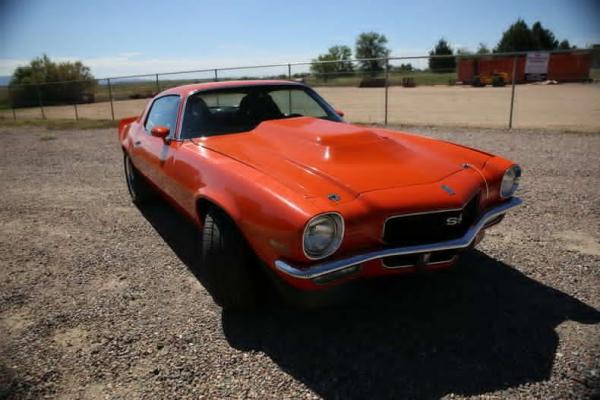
[197,207,260,310]
[123,153,154,204]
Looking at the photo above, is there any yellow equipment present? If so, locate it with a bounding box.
[472,72,509,87]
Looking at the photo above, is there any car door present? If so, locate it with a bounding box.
[131,95,180,189]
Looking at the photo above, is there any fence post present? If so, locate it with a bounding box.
[287,64,293,114]
[107,78,115,121]
[214,69,218,82]
[72,81,79,120]
[155,74,160,93]
[509,56,517,129]
[36,84,46,120]
[384,59,389,126]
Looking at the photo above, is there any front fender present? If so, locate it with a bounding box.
[191,157,322,269]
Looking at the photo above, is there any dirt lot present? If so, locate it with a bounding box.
[0,124,599,399]
[1,83,599,132]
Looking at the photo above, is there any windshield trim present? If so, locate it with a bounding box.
[175,83,341,140]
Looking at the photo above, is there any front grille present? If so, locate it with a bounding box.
[383,195,480,246]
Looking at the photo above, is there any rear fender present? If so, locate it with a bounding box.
[118,116,139,143]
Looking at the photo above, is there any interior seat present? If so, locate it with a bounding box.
[181,97,211,138]
[238,92,283,126]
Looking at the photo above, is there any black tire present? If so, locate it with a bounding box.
[492,76,506,87]
[199,207,259,310]
[123,153,154,204]
[471,77,483,87]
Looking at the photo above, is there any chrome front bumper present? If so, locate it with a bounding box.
[275,197,522,280]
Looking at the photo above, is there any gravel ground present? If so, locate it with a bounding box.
[0,125,599,399]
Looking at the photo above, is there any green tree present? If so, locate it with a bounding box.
[9,55,96,107]
[355,32,390,75]
[495,19,537,52]
[477,43,491,54]
[327,45,353,72]
[531,21,558,50]
[495,19,574,52]
[310,45,354,79]
[428,38,456,72]
[558,40,575,50]
[592,44,600,68]
[10,54,94,85]
[394,63,414,72]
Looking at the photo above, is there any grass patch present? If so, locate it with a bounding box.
[306,71,457,87]
[0,118,118,130]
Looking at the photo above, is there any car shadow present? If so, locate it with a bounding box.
[136,198,600,399]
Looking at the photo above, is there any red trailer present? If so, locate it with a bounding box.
[458,52,592,84]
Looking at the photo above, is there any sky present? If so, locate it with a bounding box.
[0,0,599,78]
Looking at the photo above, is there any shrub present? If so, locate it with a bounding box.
[9,55,96,107]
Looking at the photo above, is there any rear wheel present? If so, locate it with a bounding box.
[123,153,154,204]
[198,207,260,310]
[471,77,482,87]
[492,76,506,87]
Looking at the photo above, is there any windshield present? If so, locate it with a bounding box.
[180,85,341,138]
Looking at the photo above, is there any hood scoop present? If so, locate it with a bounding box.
[313,130,382,147]
[200,117,466,199]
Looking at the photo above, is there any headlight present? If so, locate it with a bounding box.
[500,165,521,198]
[302,213,344,260]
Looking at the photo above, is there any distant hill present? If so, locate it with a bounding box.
[0,76,11,86]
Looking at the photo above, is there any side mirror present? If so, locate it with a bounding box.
[336,109,345,117]
[151,126,170,141]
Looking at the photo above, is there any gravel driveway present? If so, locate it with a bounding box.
[0,125,599,399]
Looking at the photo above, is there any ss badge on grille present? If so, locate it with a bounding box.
[445,213,463,226]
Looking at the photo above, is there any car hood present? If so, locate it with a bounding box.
[199,117,492,201]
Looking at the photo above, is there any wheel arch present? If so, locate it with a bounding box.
[193,191,282,267]
[195,194,241,228]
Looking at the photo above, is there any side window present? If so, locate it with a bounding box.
[145,96,180,133]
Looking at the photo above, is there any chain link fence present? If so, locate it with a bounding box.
[0,49,598,131]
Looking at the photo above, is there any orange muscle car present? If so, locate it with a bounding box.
[118,80,522,309]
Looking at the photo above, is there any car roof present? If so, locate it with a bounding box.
[158,80,305,97]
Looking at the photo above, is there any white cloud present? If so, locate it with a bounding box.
[1,47,451,79]
[117,52,143,58]
[0,51,319,79]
